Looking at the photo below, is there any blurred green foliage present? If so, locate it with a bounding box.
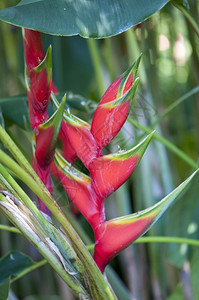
[0,0,199,299]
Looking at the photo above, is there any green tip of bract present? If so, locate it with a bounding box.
[117,55,141,97]
[35,95,66,168]
[33,45,52,84]
[39,94,66,131]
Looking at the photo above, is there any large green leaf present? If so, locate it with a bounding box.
[0,93,95,129]
[0,251,34,285]
[0,279,10,300]
[0,0,169,38]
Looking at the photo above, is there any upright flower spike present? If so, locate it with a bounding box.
[91,56,141,150]
[51,93,99,168]
[51,152,105,230]
[22,29,45,73]
[89,131,155,200]
[35,95,66,168]
[94,169,199,272]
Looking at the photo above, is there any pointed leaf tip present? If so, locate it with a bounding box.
[119,54,142,97]
[91,57,141,150]
[94,168,198,272]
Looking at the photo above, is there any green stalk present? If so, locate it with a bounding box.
[151,86,199,127]
[172,1,199,37]
[87,39,105,97]
[84,235,199,250]
[136,236,199,247]
[0,193,87,298]
[11,259,47,283]
[0,224,21,234]
[128,118,198,170]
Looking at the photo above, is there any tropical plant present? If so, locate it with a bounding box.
[0,1,199,299]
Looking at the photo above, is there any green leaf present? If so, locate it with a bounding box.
[0,95,29,128]
[0,251,34,285]
[0,0,169,38]
[0,278,10,300]
[166,174,199,268]
[167,283,183,300]
[0,92,95,129]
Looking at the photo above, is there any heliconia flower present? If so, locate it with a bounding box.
[93,169,199,272]
[22,29,45,73]
[91,56,141,150]
[51,152,105,230]
[51,93,99,168]
[35,95,66,168]
[89,131,155,200]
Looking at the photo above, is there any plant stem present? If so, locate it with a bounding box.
[86,235,199,250]
[151,86,199,127]
[172,1,199,37]
[11,259,47,283]
[0,224,21,234]
[87,39,105,97]
[136,236,199,247]
[128,118,199,170]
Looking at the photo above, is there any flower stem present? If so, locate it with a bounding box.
[0,224,21,234]
[11,259,47,283]
[136,236,199,246]
[87,39,105,97]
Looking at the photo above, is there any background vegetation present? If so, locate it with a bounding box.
[0,0,199,299]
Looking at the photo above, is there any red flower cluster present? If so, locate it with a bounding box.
[23,29,155,272]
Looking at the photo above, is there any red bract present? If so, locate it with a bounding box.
[29,53,52,113]
[23,29,45,73]
[51,152,105,230]
[51,93,99,168]
[89,132,154,199]
[94,214,155,272]
[27,89,48,130]
[91,56,140,150]
[58,129,77,163]
[27,46,52,130]
[35,95,66,168]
